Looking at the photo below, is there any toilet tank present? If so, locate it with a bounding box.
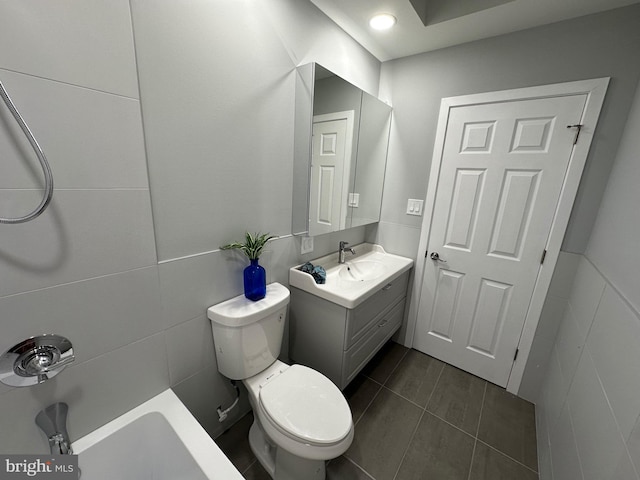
[207,282,290,380]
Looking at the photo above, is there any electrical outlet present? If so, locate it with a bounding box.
[301,236,314,255]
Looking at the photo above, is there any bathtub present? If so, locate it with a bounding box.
[72,389,243,479]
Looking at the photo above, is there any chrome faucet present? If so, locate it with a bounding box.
[36,402,73,455]
[338,241,356,264]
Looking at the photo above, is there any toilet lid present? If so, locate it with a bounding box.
[259,365,352,445]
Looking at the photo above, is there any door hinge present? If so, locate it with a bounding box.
[540,249,547,264]
[567,124,583,145]
[513,348,519,362]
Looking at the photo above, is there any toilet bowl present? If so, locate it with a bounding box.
[207,282,353,480]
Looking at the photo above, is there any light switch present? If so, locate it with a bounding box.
[406,198,424,216]
[348,193,360,207]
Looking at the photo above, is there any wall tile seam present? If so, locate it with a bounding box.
[377,220,422,229]
[569,262,640,441]
[0,330,169,400]
[0,188,151,192]
[163,312,210,332]
[170,365,220,392]
[585,254,640,321]
[157,234,294,265]
[548,346,571,426]
[0,327,171,391]
[585,341,639,445]
[562,269,607,363]
[163,330,179,387]
[556,303,586,380]
[569,345,629,480]
[535,409,552,477]
[546,292,570,303]
[620,434,640,480]
[166,362,212,390]
[0,66,141,102]
[0,264,160,301]
[568,402,587,480]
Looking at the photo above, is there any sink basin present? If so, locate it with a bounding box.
[339,260,386,282]
[290,244,413,308]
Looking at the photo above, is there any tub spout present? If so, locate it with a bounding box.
[48,433,73,455]
[36,402,73,455]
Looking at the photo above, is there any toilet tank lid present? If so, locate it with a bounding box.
[207,282,290,327]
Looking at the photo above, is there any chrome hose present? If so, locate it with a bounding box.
[0,79,54,224]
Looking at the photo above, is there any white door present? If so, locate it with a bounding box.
[309,111,354,236]
[414,94,587,387]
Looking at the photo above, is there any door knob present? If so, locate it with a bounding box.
[430,252,447,263]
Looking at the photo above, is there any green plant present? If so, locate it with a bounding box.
[220,232,276,260]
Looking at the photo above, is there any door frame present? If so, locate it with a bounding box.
[405,78,609,394]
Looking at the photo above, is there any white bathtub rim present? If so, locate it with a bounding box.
[72,388,243,479]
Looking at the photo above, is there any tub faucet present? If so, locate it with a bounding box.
[36,402,73,455]
[338,241,356,264]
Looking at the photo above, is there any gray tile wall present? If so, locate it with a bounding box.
[0,0,377,454]
[535,253,640,480]
[0,0,162,453]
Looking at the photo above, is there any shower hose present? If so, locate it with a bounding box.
[0,79,54,224]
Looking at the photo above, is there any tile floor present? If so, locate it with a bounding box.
[215,341,539,480]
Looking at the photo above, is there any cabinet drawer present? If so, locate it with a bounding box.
[345,272,408,349]
[342,299,405,387]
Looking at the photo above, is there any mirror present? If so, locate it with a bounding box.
[292,63,392,237]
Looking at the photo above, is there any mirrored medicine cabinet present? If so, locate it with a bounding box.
[292,63,392,237]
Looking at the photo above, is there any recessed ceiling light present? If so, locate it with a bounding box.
[369,13,396,30]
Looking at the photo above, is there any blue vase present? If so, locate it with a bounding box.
[244,258,266,301]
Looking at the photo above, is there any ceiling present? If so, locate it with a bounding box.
[310,0,640,61]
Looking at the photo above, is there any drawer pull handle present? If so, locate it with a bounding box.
[382,283,393,291]
[378,319,388,328]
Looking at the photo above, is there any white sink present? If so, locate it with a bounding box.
[338,260,386,283]
[290,244,413,308]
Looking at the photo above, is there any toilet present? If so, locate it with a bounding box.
[207,282,354,480]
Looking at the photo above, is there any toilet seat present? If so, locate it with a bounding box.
[258,364,352,446]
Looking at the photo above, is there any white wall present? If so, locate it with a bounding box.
[0,0,378,453]
[130,0,380,262]
[535,81,640,480]
[372,4,640,259]
[0,0,161,454]
[586,82,640,314]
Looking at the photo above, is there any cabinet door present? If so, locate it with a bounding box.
[342,299,405,387]
[346,272,409,349]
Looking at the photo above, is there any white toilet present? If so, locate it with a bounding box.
[207,282,354,480]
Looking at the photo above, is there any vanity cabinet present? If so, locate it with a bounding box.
[289,271,409,390]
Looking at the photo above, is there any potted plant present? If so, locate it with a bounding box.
[221,232,276,301]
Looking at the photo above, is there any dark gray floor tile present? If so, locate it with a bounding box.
[469,442,538,480]
[477,383,538,471]
[395,412,475,480]
[327,455,375,480]
[360,340,409,384]
[215,412,255,472]
[385,349,444,407]
[346,388,422,480]
[427,364,486,434]
[343,374,382,425]
[243,459,271,480]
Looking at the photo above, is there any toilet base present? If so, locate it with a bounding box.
[248,418,325,480]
